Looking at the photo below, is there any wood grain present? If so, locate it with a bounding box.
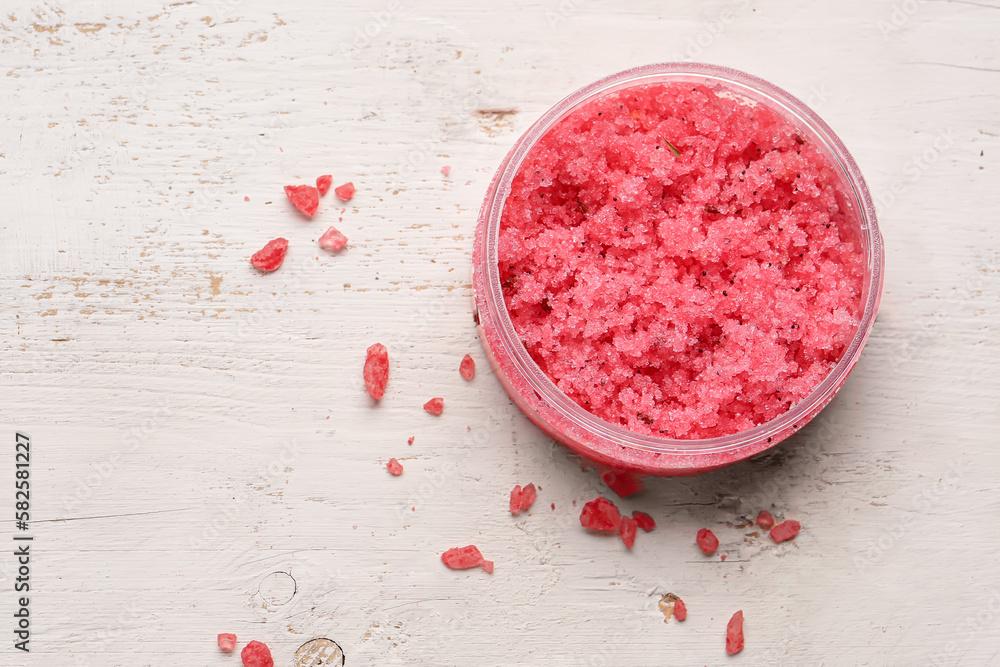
[1,0,998,664]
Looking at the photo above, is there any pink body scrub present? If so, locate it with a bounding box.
[498,82,863,439]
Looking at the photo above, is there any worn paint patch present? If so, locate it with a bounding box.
[294,638,345,667]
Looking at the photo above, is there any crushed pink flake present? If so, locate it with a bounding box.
[697,528,719,555]
[632,511,655,532]
[250,237,288,273]
[756,510,775,529]
[726,611,745,655]
[387,458,403,476]
[318,226,348,251]
[423,397,444,415]
[580,497,622,532]
[316,174,333,195]
[284,184,319,216]
[241,640,274,667]
[601,470,642,498]
[619,516,637,549]
[720,553,727,561]
[459,354,476,380]
[334,182,355,201]
[363,343,389,400]
[481,560,494,574]
[520,483,537,511]
[218,633,237,651]
[441,165,451,176]
[674,598,687,621]
[770,520,801,543]
[244,195,249,201]
[407,436,414,445]
[441,545,484,570]
[509,485,523,515]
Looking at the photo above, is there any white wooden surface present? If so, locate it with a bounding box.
[1,1,999,665]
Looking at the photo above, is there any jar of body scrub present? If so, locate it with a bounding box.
[472,63,884,476]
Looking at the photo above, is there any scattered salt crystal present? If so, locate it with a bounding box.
[363,343,389,400]
[441,545,485,570]
[334,182,355,201]
[770,519,801,543]
[579,497,621,532]
[509,485,522,515]
[318,226,348,251]
[520,483,537,511]
[459,354,476,381]
[696,528,719,555]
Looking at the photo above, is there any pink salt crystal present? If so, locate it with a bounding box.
[316,174,333,196]
[334,182,355,201]
[632,511,655,532]
[520,483,537,511]
[441,545,484,569]
[318,226,348,251]
[218,633,237,651]
[423,397,444,415]
[363,343,389,400]
[600,470,642,498]
[619,516,637,550]
[459,354,476,380]
[250,238,288,273]
[284,184,319,217]
[697,528,719,555]
[441,165,451,176]
[244,196,249,201]
[387,458,403,476]
[407,436,415,445]
[509,485,523,515]
[580,497,622,532]
[498,82,864,440]
[241,640,274,667]
[770,519,801,543]
[481,560,494,574]
[757,510,775,529]
[726,611,745,655]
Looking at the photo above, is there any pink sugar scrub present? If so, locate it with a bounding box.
[498,82,864,440]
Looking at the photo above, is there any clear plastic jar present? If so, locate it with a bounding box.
[472,63,884,476]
